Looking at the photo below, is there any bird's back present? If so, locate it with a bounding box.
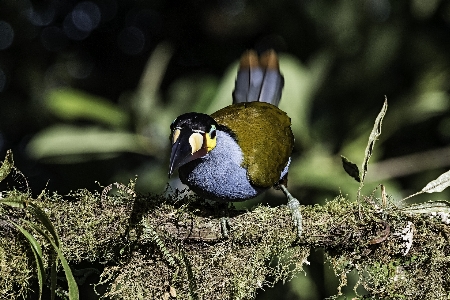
[211,102,293,188]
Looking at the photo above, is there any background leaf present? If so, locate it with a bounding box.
[26,125,157,163]
[46,89,129,128]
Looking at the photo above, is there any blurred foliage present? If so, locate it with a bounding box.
[1,0,450,299]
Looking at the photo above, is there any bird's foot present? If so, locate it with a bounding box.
[279,184,302,238]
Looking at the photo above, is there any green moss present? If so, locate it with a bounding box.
[0,234,32,299]
[1,185,450,299]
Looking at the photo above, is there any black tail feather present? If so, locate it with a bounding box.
[232,50,284,107]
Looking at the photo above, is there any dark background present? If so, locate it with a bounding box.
[1,0,450,299]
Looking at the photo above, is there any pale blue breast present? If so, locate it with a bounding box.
[178,130,265,201]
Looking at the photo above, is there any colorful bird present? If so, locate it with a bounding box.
[169,50,302,237]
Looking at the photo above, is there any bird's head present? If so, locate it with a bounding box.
[168,112,218,177]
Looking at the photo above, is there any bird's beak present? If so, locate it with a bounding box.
[168,129,207,177]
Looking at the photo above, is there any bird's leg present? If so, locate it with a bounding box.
[220,217,230,239]
[279,184,302,238]
[212,201,231,238]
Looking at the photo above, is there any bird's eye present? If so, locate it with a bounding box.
[209,125,216,139]
[170,118,179,131]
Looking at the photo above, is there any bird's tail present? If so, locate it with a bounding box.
[232,50,284,107]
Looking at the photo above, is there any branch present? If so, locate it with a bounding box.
[2,183,450,299]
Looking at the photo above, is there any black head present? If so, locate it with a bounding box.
[170,112,218,133]
[169,113,218,177]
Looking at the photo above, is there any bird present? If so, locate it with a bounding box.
[168,50,302,237]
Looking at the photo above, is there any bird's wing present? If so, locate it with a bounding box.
[211,102,294,188]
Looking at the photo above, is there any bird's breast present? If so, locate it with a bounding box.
[178,130,265,201]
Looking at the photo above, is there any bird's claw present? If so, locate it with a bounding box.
[279,184,302,238]
[287,197,302,238]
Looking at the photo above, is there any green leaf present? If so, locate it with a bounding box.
[3,197,71,298]
[27,222,79,300]
[47,88,129,128]
[26,125,156,163]
[24,202,62,300]
[360,97,388,184]
[47,234,79,300]
[0,149,14,182]
[421,170,450,194]
[357,98,388,200]
[135,42,173,113]
[26,202,61,248]
[50,256,58,300]
[11,221,45,300]
[341,155,360,182]
[0,198,26,208]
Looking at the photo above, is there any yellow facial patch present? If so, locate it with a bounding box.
[189,132,204,154]
[205,130,216,152]
[172,129,181,144]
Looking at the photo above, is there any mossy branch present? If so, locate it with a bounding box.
[1,183,450,299]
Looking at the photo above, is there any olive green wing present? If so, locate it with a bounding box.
[211,102,294,188]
